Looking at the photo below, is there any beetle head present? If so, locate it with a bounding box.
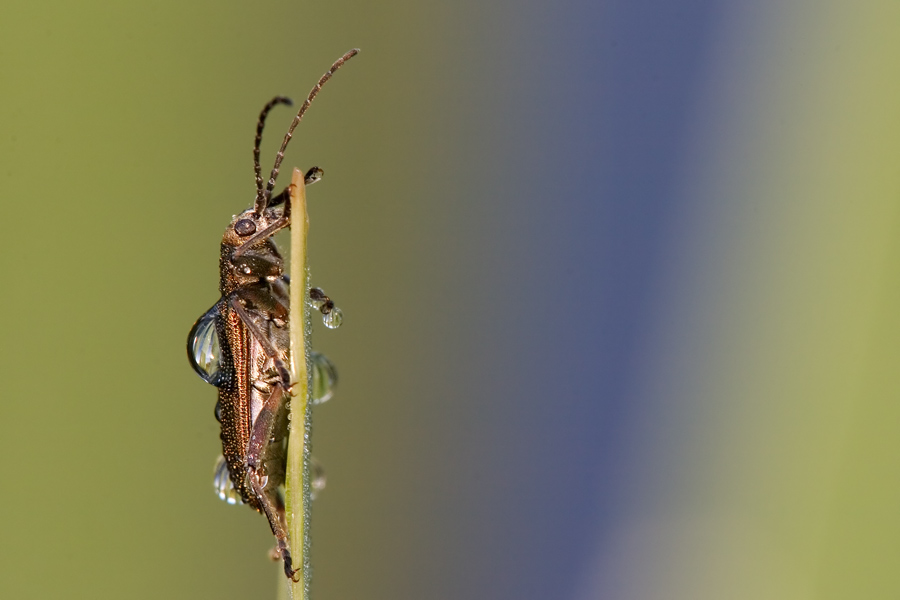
[219,206,286,294]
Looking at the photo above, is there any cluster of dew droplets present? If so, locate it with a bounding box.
[307,287,341,405]
[304,286,343,501]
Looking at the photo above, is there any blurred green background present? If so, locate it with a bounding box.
[4,0,900,599]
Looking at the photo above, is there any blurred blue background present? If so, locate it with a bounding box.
[2,0,900,598]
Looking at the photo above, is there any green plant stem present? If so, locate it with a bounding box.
[286,167,312,600]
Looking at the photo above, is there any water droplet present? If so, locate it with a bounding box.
[323,306,343,329]
[310,457,326,500]
[213,456,243,505]
[188,305,222,385]
[310,351,338,404]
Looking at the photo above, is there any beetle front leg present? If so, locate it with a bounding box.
[266,186,291,208]
[267,168,322,208]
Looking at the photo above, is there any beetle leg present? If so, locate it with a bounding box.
[246,383,297,580]
[228,296,292,388]
[247,467,297,580]
[268,169,323,201]
[266,186,291,207]
[246,384,285,470]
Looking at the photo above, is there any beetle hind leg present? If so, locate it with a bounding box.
[247,468,297,580]
[246,383,298,580]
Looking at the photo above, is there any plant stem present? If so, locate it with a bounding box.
[286,167,312,600]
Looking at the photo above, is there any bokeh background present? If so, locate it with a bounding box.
[2,0,900,598]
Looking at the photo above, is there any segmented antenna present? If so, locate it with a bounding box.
[254,96,294,202]
[255,48,360,215]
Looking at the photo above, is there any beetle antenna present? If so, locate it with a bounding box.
[254,96,294,204]
[256,48,360,214]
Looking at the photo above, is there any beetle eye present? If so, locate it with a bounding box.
[234,219,256,236]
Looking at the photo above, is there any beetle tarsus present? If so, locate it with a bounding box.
[283,551,300,582]
[304,166,324,185]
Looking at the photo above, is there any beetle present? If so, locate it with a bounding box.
[187,49,357,580]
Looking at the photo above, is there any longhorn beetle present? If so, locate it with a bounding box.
[187,49,358,580]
